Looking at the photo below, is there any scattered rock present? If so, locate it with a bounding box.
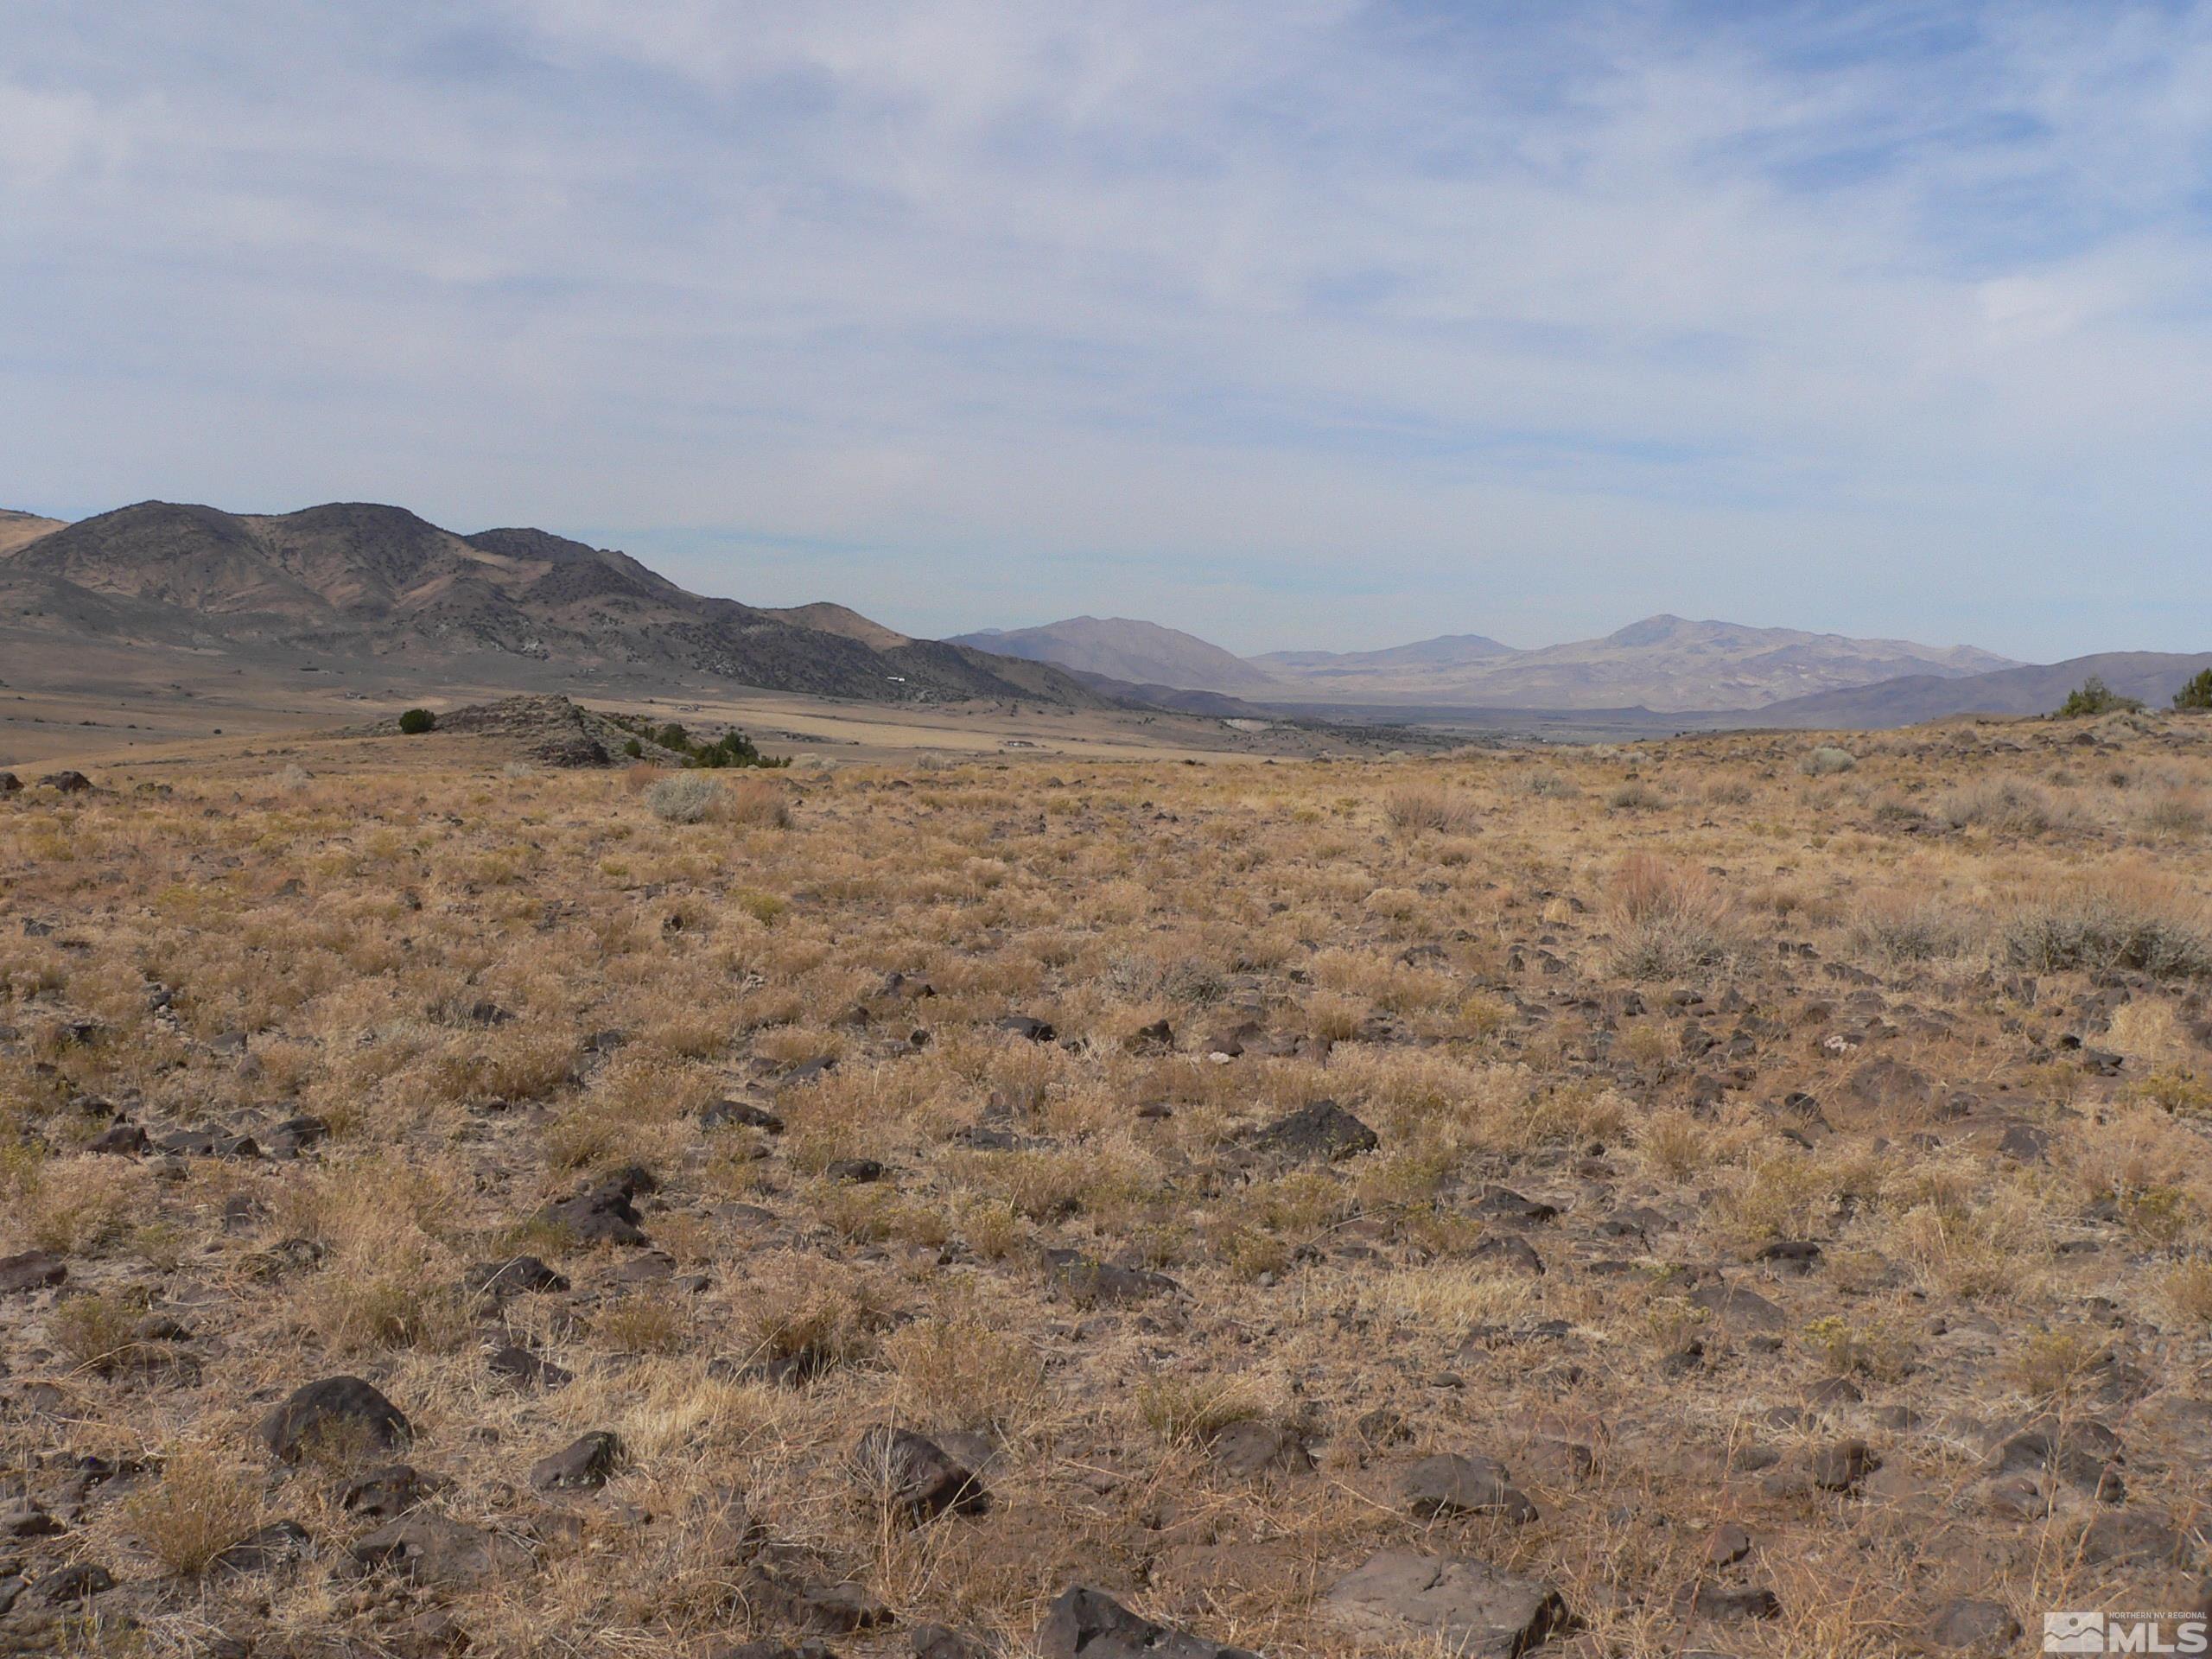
[350,1515,535,1588]
[1043,1249,1178,1306]
[488,1344,572,1392]
[1037,1585,1257,1659]
[1322,1549,1571,1659]
[0,1251,66,1294]
[261,1376,412,1465]
[1206,1419,1313,1479]
[530,1431,622,1491]
[852,1427,987,1519]
[1402,1453,1538,1523]
[1928,1599,2023,1650]
[1247,1100,1378,1163]
[211,1519,315,1573]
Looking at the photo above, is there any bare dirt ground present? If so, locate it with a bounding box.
[3,709,2212,1656]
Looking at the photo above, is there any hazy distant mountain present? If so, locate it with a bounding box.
[1252,632,1516,673]
[0,501,1107,707]
[958,607,2018,712]
[1753,651,2212,728]
[1258,614,2017,712]
[946,615,1281,694]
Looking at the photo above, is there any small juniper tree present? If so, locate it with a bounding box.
[397,708,436,734]
[2175,669,2212,712]
[2056,677,2142,718]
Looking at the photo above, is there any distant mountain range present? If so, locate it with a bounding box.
[10,502,2199,731]
[0,501,1103,707]
[953,613,2021,713]
[1750,650,2212,728]
[948,616,1281,694]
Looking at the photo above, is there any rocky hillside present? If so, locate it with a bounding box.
[0,502,1107,708]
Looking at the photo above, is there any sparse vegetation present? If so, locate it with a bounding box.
[2,709,2210,1656]
[2056,675,2144,717]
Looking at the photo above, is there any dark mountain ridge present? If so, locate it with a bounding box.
[1,500,1106,707]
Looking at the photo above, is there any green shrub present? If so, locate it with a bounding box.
[2175,669,2212,712]
[2056,677,2142,718]
[397,709,436,735]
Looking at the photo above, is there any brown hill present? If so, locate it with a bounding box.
[0,509,66,557]
[947,615,1283,694]
[1753,650,2212,728]
[3,500,1108,708]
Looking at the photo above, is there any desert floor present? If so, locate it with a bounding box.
[3,707,2211,1656]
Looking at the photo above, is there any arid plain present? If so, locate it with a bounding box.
[3,702,2212,1657]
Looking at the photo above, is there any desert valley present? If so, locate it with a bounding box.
[3,500,2212,1658]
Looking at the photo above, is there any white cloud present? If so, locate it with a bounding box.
[3,1,2211,658]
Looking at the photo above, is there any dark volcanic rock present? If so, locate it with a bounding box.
[1248,1100,1378,1163]
[0,1250,66,1294]
[539,1174,650,1246]
[530,1431,622,1491]
[350,1515,534,1588]
[1043,1249,1178,1306]
[467,1255,570,1298]
[261,1376,411,1465]
[1037,1586,1257,1659]
[1402,1453,1538,1523]
[211,1518,314,1574]
[852,1426,987,1520]
[1322,1549,1571,1659]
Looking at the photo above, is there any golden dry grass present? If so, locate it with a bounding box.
[3,712,2212,1654]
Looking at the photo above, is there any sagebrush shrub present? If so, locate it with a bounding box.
[646,774,722,824]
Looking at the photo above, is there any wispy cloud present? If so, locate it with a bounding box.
[4,1,2211,657]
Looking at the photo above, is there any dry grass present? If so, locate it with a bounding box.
[3,713,2211,1656]
[1605,852,1742,979]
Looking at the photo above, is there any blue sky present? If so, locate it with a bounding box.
[4,1,2212,659]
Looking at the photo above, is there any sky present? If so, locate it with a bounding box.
[4,1,2212,660]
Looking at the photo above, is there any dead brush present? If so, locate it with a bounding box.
[882,1314,1046,1432]
[1604,853,1741,980]
[1135,1373,1268,1446]
[1844,894,1978,967]
[1382,784,1480,836]
[1998,868,2212,982]
[1936,775,2073,836]
[124,1446,264,1575]
[721,776,792,828]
